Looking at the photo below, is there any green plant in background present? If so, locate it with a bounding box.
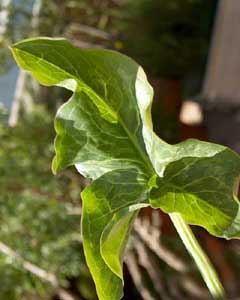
[11,38,240,300]
[0,106,97,300]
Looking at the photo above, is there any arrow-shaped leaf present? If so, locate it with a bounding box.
[11,37,240,300]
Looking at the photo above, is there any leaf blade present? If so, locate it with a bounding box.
[11,37,240,300]
[81,169,149,300]
[11,37,154,179]
[135,65,240,238]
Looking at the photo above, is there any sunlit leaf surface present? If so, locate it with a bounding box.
[11,38,240,300]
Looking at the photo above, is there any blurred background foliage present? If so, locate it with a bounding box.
[116,0,218,77]
[0,106,97,300]
[1,0,218,76]
[1,0,240,300]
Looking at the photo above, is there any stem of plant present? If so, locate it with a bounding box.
[170,213,225,300]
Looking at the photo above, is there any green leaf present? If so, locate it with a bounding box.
[149,144,240,238]
[81,169,149,300]
[10,37,153,178]
[135,67,240,238]
[11,37,153,300]
[11,37,240,300]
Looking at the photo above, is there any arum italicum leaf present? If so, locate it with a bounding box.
[11,37,240,300]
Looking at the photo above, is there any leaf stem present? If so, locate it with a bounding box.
[170,213,225,299]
